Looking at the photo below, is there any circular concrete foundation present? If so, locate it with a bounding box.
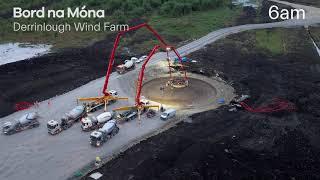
[142,77,218,109]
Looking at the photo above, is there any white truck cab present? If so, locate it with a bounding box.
[137,55,148,63]
[47,120,62,135]
[81,111,114,131]
[81,114,96,131]
[109,90,118,96]
[140,99,150,105]
[131,57,138,63]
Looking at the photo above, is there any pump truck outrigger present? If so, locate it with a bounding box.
[83,90,119,113]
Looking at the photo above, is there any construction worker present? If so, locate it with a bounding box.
[160,105,165,112]
[95,156,102,167]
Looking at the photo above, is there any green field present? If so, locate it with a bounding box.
[255,29,285,55]
[253,28,318,57]
[122,7,241,53]
[0,0,242,49]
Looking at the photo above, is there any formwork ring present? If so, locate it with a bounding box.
[167,78,189,88]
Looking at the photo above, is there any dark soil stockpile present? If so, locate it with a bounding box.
[0,19,151,118]
[83,28,320,179]
[0,37,119,117]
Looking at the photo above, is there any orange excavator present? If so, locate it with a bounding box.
[78,23,187,112]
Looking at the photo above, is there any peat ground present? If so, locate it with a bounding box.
[83,28,320,179]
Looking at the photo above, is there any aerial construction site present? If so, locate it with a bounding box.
[0,0,320,180]
[0,22,237,180]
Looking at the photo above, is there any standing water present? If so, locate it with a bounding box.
[0,43,51,65]
[311,40,320,57]
[232,0,259,8]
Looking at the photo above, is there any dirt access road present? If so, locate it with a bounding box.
[0,1,319,180]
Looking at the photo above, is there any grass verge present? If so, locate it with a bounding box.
[0,6,242,49]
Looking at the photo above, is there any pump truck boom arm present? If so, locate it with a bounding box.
[102,23,169,96]
[114,41,187,109]
[113,43,188,123]
[135,45,161,106]
[113,45,162,112]
[135,45,187,106]
[77,23,186,111]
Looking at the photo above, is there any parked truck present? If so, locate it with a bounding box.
[84,90,119,113]
[116,59,135,74]
[89,120,119,147]
[135,55,147,63]
[2,112,40,135]
[81,111,114,131]
[47,105,86,135]
[116,109,138,123]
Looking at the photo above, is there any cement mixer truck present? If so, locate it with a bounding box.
[2,112,40,135]
[89,120,119,147]
[116,59,135,74]
[81,111,114,131]
[47,105,86,135]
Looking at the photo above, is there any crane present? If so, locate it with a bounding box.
[77,23,187,111]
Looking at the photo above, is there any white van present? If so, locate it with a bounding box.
[160,109,176,120]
